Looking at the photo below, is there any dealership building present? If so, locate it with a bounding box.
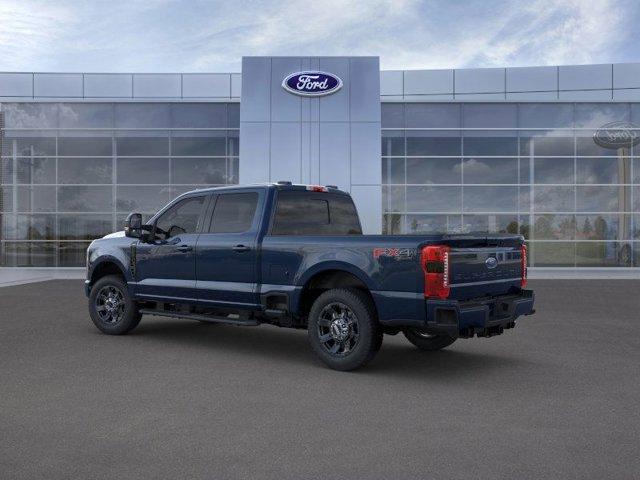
[1,56,639,276]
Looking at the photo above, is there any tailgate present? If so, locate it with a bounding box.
[436,235,524,300]
[449,246,523,299]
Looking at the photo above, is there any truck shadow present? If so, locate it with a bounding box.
[130,317,531,380]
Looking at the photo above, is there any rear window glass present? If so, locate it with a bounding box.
[210,193,258,233]
[271,191,361,235]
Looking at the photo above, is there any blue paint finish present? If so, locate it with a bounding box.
[86,183,534,332]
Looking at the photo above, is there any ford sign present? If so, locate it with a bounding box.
[593,121,640,149]
[282,71,343,97]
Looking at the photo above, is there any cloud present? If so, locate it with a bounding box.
[0,0,637,73]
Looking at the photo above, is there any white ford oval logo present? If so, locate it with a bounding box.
[282,71,343,97]
[485,257,498,269]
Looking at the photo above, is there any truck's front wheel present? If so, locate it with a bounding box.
[403,329,456,351]
[89,275,141,335]
[308,289,382,371]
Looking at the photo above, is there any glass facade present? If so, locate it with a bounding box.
[1,100,639,269]
[0,102,239,267]
[382,103,640,267]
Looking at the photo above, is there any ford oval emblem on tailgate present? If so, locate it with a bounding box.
[485,257,498,269]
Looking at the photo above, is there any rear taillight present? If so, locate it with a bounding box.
[520,244,528,288]
[421,245,450,299]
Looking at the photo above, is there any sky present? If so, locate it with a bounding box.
[0,0,638,73]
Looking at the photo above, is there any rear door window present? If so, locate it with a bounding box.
[271,191,362,235]
[209,192,258,233]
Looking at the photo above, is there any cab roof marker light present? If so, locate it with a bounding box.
[306,185,328,192]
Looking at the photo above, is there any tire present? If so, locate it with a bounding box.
[89,274,141,335]
[403,329,456,351]
[308,289,382,371]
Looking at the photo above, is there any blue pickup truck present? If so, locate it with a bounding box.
[85,182,535,370]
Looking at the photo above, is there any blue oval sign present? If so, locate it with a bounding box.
[593,121,640,149]
[282,71,343,97]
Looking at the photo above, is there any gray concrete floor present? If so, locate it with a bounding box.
[1,280,639,479]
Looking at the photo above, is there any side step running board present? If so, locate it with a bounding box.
[139,309,260,326]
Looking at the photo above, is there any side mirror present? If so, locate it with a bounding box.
[124,213,143,238]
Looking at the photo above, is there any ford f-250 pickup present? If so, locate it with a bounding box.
[85,182,535,370]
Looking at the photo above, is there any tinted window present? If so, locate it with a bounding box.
[272,192,361,235]
[210,193,258,233]
[155,196,205,239]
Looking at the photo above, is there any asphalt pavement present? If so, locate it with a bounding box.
[1,279,639,479]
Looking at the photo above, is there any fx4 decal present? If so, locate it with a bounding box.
[373,247,416,260]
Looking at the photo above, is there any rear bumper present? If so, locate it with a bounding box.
[382,289,535,338]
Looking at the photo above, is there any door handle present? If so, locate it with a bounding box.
[176,245,193,253]
[232,244,251,253]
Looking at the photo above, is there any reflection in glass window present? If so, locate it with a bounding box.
[406,158,461,184]
[463,135,518,156]
[116,158,170,184]
[58,186,113,212]
[4,137,56,156]
[17,186,56,212]
[463,104,516,128]
[2,103,58,128]
[59,214,114,240]
[171,103,227,128]
[171,135,226,156]
[406,104,460,128]
[58,137,113,156]
[576,157,628,184]
[11,214,55,240]
[530,242,575,267]
[116,186,172,214]
[171,158,227,184]
[114,104,171,128]
[406,133,461,156]
[59,242,93,267]
[462,158,517,184]
[576,135,629,156]
[381,131,404,156]
[228,103,240,127]
[574,103,630,128]
[534,158,574,184]
[116,136,168,156]
[406,186,462,213]
[383,213,403,234]
[533,214,576,240]
[16,158,56,184]
[381,104,404,128]
[58,158,112,184]
[1,242,56,267]
[463,186,518,212]
[576,242,631,267]
[461,214,518,234]
[518,104,574,129]
[382,186,405,212]
[576,186,630,212]
[534,186,575,212]
[519,135,574,156]
[405,214,462,234]
[382,158,405,184]
[58,104,113,128]
[575,214,629,241]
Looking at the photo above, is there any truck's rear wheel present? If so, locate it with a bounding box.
[403,329,456,351]
[89,275,141,335]
[308,289,382,371]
